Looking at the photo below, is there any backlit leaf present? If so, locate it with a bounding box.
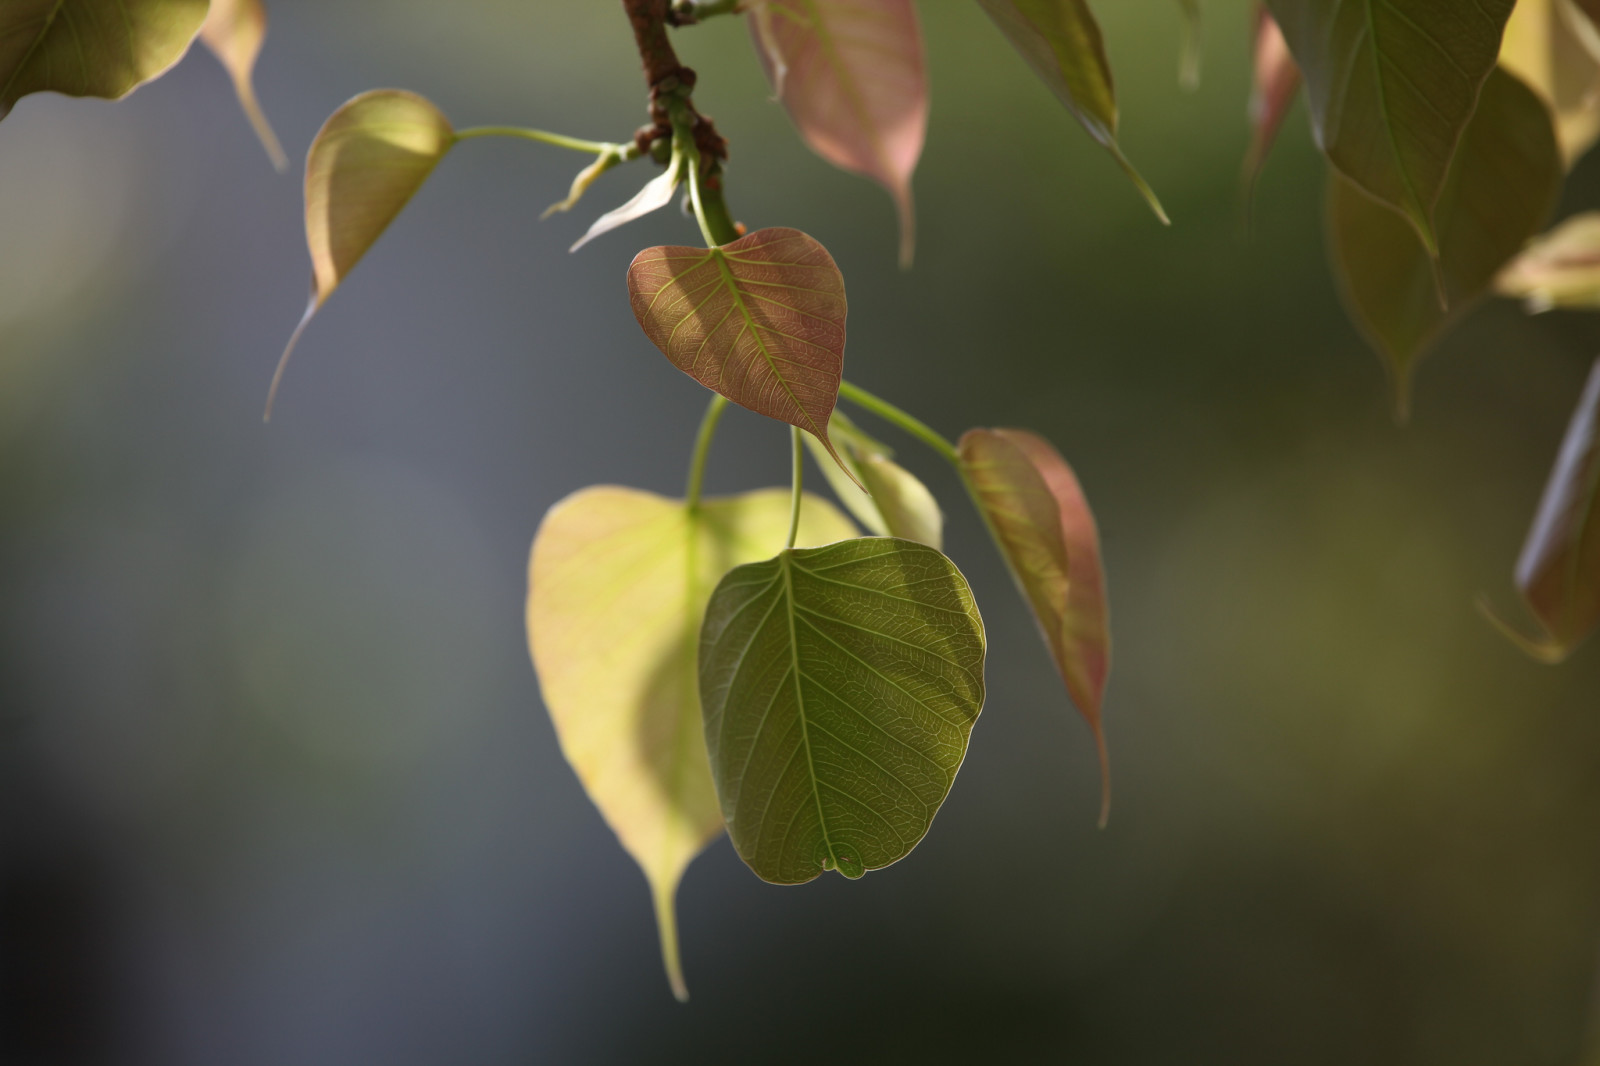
[1265,0,1515,255]
[976,0,1168,223]
[1243,5,1300,188]
[804,411,943,548]
[627,227,858,484]
[0,0,207,122]
[700,537,986,884]
[1496,210,1600,311]
[267,90,456,418]
[748,0,927,267]
[527,485,856,997]
[1328,68,1561,418]
[570,156,682,252]
[200,0,287,170]
[959,427,1111,822]
[1500,0,1600,167]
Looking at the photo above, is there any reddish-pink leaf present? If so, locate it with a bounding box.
[1243,5,1300,188]
[959,427,1111,822]
[628,227,857,483]
[748,0,927,267]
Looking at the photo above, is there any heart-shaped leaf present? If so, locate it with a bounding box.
[1500,0,1600,168]
[1328,68,1561,418]
[1243,5,1300,188]
[570,157,682,252]
[804,411,943,548]
[700,537,985,884]
[0,0,207,123]
[1482,358,1600,662]
[528,485,856,998]
[1496,211,1600,311]
[958,427,1111,821]
[267,90,456,418]
[976,0,1168,223]
[748,0,927,266]
[628,227,857,484]
[1265,0,1515,254]
[199,0,287,170]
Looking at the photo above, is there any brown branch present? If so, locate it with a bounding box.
[623,0,687,90]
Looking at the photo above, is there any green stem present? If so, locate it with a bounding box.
[670,103,740,247]
[786,426,804,549]
[453,126,626,155]
[837,380,960,465]
[685,394,729,512]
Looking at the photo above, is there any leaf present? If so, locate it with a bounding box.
[570,157,682,252]
[958,427,1111,823]
[1327,68,1562,418]
[542,146,631,219]
[627,227,859,485]
[976,0,1168,224]
[804,411,943,547]
[0,0,208,122]
[1499,0,1600,168]
[199,0,287,170]
[1243,5,1301,188]
[266,90,456,419]
[1496,210,1600,311]
[1265,0,1516,255]
[1481,357,1600,661]
[699,537,986,884]
[1177,0,1203,91]
[527,485,856,998]
[747,0,927,267]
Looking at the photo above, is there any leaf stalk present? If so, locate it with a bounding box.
[685,394,729,512]
[787,426,805,549]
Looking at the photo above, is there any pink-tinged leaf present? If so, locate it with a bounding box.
[748,0,927,267]
[1243,5,1300,188]
[570,158,682,252]
[1482,358,1600,662]
[959,427,1111,823]
[200,0,287,170]
[627,227,859,485]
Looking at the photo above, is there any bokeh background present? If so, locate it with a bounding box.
[4,1,1600,1062]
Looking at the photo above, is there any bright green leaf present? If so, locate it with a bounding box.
[804,411,943,548]
[527,485,856,998]
[200,0,287,170]
[959,427,1111,822]
[1328,68,1561,418]
[1266,0,1515,255]
[1496,210,1600,311]
[1500,0,1600,168]
[976,0,1168,223]
[700,536,985,884]
[0,0,207,122]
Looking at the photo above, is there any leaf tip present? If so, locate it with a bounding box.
[265,294,320,423]
[1475,594,1572,664]
[652,883,691,1004]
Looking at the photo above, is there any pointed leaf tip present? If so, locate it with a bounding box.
[200,0,288,170]
[1243,6,1301,192]
[804,411,944,548]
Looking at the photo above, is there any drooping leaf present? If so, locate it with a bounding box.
[1243,5,1301,188]
[1265,0,1516,255]
[1328,68,1561,419]
[1176,0,1203,91]
[542,145,632,219]
[1496,211,1600,311]
[570,156,682,252]
[199,0,287,170]
[700,537,986,885]
[1481,358,1600,661]
[527,485,856,998]
[976,0,1168,223]
[747,0,927,267]
[804,411,943,547]
[958,427,1111,822]
[266,90,456,418]
[0,0,207,122]
[627,227,858,484]
[1500,0,1600,167]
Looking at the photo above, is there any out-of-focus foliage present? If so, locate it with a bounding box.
[199,0,288,170]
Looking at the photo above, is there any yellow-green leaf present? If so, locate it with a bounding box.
[199,0,287,170]
[804,411,942,547]
[1497,210,1600,311]
[527,485,856,998]
[1500,0,1600,168]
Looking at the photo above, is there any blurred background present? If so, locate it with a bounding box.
[3,1,1600,1062]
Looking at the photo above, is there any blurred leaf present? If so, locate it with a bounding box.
[570,156,681,252]
[199,0,287,170]
[1327,68,1560,418]
[1497,210,1600,310]
[976,0,1168,223]
[528,485,856,998]
[700,537,985,884]
[1177,0,1203,90]
[267,90,456,418]
[804,411,943,547]
[1500,0,1600,167]
[1243,5,1300,189]
[543,145,631,219]
[1481,358,1600,661]
[1266,0,1515,255]
[959,427,1111,822]
[627,227,858,484]
[748,0,927,267]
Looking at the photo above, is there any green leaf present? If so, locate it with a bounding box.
[959,427,1111,822]
[627,227,859,486]
[700,537,985,884]
[1243,6,1301,189]
[199,0,287,170]
[1328,68,1562,418]
[975,0,1168,223]
[1265,0,1516,255]
[748,0,928,267]
[1499,0,1600,168]
[0,0,208,122]
[1496,210,1600,311]
[266,90,456,418]
[803,411,943,548]
[527,485,857,998]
